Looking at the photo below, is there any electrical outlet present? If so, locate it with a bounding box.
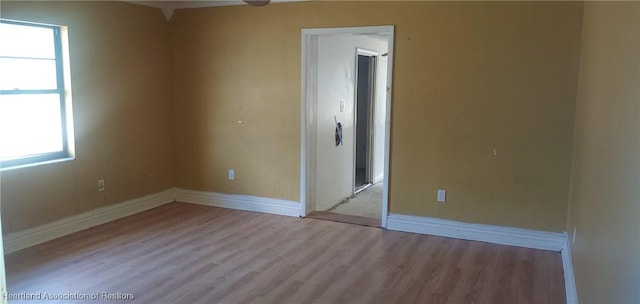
[573,226,577,244]
[437,189,446,203]
[228,169,235,180]
[98,179,105,192]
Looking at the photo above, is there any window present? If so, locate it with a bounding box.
[0,20,74,170]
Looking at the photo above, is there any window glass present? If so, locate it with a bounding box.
[0,22,55,59]
[0,58,58,90]
[0,94,63,160]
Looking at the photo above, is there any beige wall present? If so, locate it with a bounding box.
[567,2,640,303]
[171,1,583,232]
[0,2,174,234]
[0,1,586,235]
[169,5,302,200]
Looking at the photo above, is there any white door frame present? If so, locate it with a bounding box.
[300,25,394,228]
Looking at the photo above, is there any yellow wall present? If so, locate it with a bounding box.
[169,4,302,200]
[567,2,640,302]
[0,1,586,235]
[171,1,583,232]
[0,2,174,233]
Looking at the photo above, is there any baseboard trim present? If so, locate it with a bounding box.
[562,241,579,304]
[386,213,566,251]
[2,191,577,303]
[3,189,175,254]
[386,213,576,303]
[174,188,300,217]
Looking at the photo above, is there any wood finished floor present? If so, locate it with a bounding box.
[5,202,566,304]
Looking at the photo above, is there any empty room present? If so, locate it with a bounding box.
[0,1,637,303]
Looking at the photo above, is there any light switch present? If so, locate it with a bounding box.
[340,100,345,112]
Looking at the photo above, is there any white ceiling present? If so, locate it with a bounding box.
[126,0,307,19]
[127,0,304,11]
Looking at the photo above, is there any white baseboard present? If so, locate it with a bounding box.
[2,191,577,303]
[386,213,566,251]
[3,188,299,253]
[562,241,579,304]
[386,213,577,303]
[174,188,300,217]
[3,189,175,254]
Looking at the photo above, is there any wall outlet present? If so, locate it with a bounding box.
[228,169,235,180]
[437,189,446,203]
[98,179,105,192]
[572,226,577,244]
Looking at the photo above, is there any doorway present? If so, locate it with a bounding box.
[300,26,394,228]
[354,51,376,193]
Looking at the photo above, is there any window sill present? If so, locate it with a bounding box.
[0,157,75,172]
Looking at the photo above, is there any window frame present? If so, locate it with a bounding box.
[0,19,73,170]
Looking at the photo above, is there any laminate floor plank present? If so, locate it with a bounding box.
[5,202,566,304]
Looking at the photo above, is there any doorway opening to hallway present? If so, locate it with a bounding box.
[300,26,394,228]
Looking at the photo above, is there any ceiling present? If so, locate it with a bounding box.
[127,0,305,11]
[126,0,307,19]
